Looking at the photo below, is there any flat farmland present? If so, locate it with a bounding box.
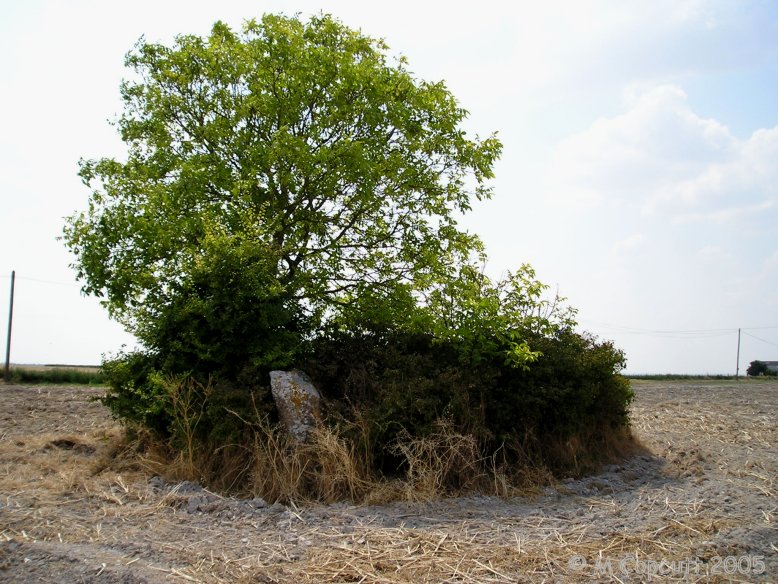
[0,379,775,583]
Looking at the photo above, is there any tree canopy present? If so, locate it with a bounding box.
[64,13,502,369]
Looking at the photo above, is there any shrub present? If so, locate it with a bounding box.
[303,325,633,480]
[747,360,776,377]
[98,255,636,500]
[100,317,634,501]
[101,352,169,435]
[101,352,276,445]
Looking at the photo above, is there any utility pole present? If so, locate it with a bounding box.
[735,327,741,380]
[4,270,15,380]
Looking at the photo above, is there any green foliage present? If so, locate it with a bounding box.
[304,324,631,476]
[142,227,306,377]
[485,331,632,443]
[746,360,776,377]
[63,13,501,373]
[422,263,576,367]
[64,12,635,497]
[303,330,468,473]
[101,350,274,444]
[101,352,169,434]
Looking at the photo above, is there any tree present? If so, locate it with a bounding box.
[61,13,636,501]
[747,360,775,377]
[63,13,501,371]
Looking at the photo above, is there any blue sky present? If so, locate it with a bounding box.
[1,0,777,372]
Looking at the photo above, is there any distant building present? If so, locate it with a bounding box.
[765,361,778,374]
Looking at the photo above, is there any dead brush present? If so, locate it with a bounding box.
[303,426,374,502]
[128,376,256,491]
[487,442,555,498]
[164,375,211,480]
[248,417,375,504]
[89,378,645,505]
[545,423,646,477]
[391,419,489,501]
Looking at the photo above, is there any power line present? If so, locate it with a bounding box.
[4,273,778,341]
[580,319,778,338]
[0,274,80,287]
[580,321,733,338]
[742,331,778,348]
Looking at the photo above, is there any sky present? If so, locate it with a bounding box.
[1,0,777,373]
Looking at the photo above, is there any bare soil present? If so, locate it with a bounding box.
[0,380,775,583]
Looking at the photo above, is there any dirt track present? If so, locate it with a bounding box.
[0,380,776,582]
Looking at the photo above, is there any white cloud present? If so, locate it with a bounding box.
[613,233,646,253]
[672,200,776,225]
[697,245,733,261]
[350,0,764,113]
[656,125,778,222]
[764,250,778,272]
[547,84,778,229]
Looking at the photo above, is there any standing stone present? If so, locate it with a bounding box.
[269,369,322,443]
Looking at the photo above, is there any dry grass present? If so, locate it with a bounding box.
[237,514,743,584]
[129,376,605,506]
[390,421,490,501]
[245,420,376,505]
[1,380,776,583]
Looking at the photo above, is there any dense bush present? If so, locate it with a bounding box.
[102,351,276,447]
[747,360,777,377]
[101,315,632,488]
[303,326,631,477]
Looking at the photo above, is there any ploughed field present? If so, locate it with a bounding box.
[0,379,776,583]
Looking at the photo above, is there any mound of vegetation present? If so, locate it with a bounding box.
[63,13,634,502]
